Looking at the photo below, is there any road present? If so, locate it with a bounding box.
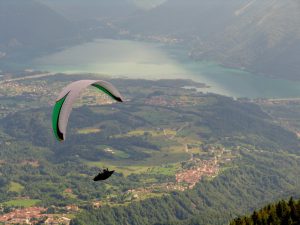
[0,72,56,84]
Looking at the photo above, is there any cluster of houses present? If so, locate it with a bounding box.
[145,96,177,107]
[0,207,46,224]
[176,159,219,189]
[0,205,79,225]
[145,95,204,107]
[0,81,49,97]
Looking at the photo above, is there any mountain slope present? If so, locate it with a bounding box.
[0,0,77,61]
[124,0,300,80]
[199,0,300,80]
[123,0,242,38]
[37,0,139,21]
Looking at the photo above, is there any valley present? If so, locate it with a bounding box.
[1,1,300,224]
[0,73,299,224]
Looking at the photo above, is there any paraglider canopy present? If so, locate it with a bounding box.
[93,169,115,181]
[52,80,123,141]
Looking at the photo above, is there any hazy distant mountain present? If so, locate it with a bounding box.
[123,0,243,37]
[2,0,299,80]
[200,0,300,80]
[38,0,166,21]
[0,0,165,64]
[37,0,139,21]
[129,0,166,10]
[0,0,77,61]
[124,0,300,80]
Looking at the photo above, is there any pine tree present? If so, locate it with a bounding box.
[230,198,300,225]
[252,211,259,224]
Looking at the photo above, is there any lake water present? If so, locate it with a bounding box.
[33,39,300,99]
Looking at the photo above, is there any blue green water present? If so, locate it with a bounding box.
[33,39,300,99]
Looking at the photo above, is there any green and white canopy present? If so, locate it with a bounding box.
[52,80,123,141]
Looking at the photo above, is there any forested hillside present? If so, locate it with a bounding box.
[1,75,300,224]
[230,198,300,225]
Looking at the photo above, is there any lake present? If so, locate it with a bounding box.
[33,39,300,99]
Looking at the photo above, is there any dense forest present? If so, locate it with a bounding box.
[230,198,300,225]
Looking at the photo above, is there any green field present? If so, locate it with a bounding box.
[4,199,41,207]
[118,129,177,138]
[8,182,24,193]
[147,163,180,176]
[77,127,101,134]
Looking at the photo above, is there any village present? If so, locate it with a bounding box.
[145,95,207,107]
[175,158,219,189]
[106,145,235,203]
[0,205,79,225]
[124,157,220,197]
[0,81,50,98]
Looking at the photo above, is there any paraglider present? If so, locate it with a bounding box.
[52,80,123,181]
[52,80,123,141]
[93,168,115,181]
